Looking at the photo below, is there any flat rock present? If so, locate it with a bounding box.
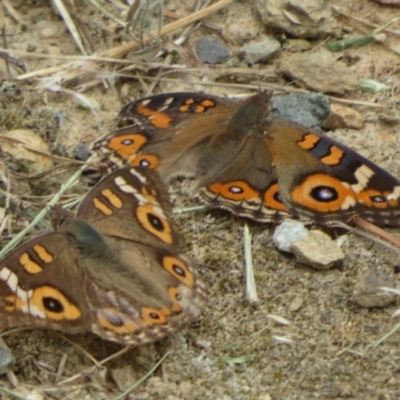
[323,104,364,130]
[278,52,358,95]
[255,0,340,39]
[353,268,397,308]
[1,129,54,171]
[290,230,345,270]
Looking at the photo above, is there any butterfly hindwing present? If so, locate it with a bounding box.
[0,167,206,345]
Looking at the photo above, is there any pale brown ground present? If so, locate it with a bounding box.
[1,1,400,399]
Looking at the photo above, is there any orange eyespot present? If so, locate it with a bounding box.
[107,134,147,156]
[163,256,194,287]
[208,181,259,201]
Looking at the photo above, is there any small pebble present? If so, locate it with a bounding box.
[290,230,344,270]
[75,143,91,161]
[0,338,15,375]
[289,295,304,312]
[35,20,65,39]
[272,220,308,252]
[353,268,397,308]
[238,38,281,64]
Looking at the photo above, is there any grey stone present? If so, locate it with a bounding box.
[273,220,309,252]
[75,142,91,161]
[195,37,230,64]
[238,39,281,64]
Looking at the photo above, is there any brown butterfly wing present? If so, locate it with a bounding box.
[0,233,93,334]
[72,167,207,345]
[192,93,400,226]
[0,167,206,345]
[93,93,236,180]
[268,116,400,226]
[195,94,291,223]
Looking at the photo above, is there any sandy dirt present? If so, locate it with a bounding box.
[1,0,400,399]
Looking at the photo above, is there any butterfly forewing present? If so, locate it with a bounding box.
[92,93,236,178]
[93,91,400,227]
[77,167,182,250]
[0,167,206,345]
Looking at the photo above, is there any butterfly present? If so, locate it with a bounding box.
[93,92,400,227]
[0,167,206,345]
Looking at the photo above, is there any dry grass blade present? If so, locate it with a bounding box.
[2,0,28,27]
[326,19,398,51]
[331,219,400,254]
[111,351,170,400]
[332,6,400,37]
[173,205,208,214]
[52,332,103,369]
[244,225,258,303]
[368,321,400,349]
[55,353,68,384]
[90,0,127,27]
[16,0,235,86]
[56,347,125,386]
[0,386,30,400]
[52,0,87,55]
[0,156,94,258]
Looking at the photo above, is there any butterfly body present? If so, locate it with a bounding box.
[93,92,400,227]
[0,167,206,345]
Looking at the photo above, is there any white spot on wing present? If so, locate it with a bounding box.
[128,169,147,183]
[6,270,18,292]
[0,267,12,282]
[387,186,400,201]
[351,165,374,193]
[341,195,356,210]
[16,287,31,303]
[115,176,167,219]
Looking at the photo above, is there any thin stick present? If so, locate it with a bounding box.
[352,216,400,249]
[16,0,234,83]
